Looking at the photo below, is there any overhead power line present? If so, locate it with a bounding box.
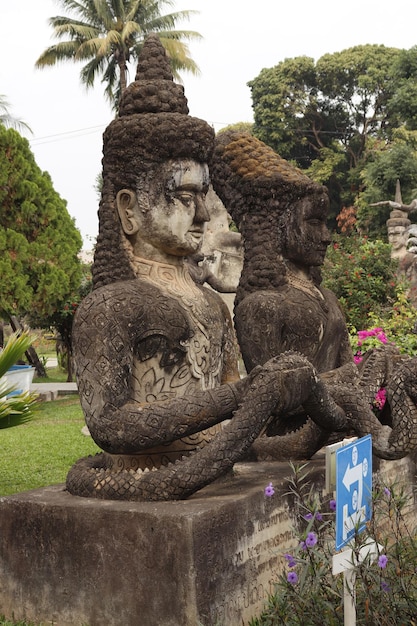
[29,124,106,146]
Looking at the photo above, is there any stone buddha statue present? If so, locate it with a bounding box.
[67,35,309,500]
[210,130,417,461]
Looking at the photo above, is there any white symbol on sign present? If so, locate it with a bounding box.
[363,457,368,477]
[342,456,366,542]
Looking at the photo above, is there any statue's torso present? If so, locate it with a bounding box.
[74,262,237,468]
[235,283,352,374]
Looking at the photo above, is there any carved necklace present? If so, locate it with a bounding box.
[131,256,222,388]
[285,266,329,313]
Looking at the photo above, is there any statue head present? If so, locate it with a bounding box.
[387,211,410,259]
[210,130,330,304]
[93,34,215,288]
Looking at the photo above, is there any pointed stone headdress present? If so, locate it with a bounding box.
[102,34,214,190]
[210,130,326,227]
[93,34,215,288]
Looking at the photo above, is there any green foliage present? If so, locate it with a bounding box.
[322,235,398,329]
[358,136,417,238]
[218,122,254,135]
[359,288,417,356]
[0,94,31,134]
[250,464,417,625]
[0,332,38,422]
[249,45,417,230]
[35,0,202,110]
[0,125,83,319]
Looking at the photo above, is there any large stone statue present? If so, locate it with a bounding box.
[66,35,331,501]
[210,130,417,461]
[67,37,417,502]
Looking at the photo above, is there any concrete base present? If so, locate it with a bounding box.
[0,455,415,626]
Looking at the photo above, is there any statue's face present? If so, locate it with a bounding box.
[282,193,331,268]
[388,226,406,251]
[138,159,210,257]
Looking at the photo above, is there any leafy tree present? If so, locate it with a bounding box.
[322,234,399,330]
[357,130,417,237]
[33,263,93,382]
[0,125,83,326]
[248,45,417,228]
[35,0,202,109]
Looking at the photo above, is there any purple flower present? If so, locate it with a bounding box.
[329,499,336,511]
[303,511,323,522]
[284,554,297,568]
[300,540,307,551]
[378,554,388,569]
[383,487,391,497]
[287,571,298,584]
[381,580,390,592]
[305,532,318,548]
[264,482,275,497]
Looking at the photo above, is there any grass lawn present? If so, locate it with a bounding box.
[0,394,100,497]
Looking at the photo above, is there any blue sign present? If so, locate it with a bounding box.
[335,435,372,551]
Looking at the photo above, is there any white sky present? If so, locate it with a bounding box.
[1,0,416,248]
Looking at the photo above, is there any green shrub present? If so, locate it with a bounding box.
[249,464,417,626]
[323,235,399,330]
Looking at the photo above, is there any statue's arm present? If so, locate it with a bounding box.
[73,290,249,454]
[234,293,288,372]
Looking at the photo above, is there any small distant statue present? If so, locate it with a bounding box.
[370,179,417,218]
[210,130,417,461]
[371,180,417,303]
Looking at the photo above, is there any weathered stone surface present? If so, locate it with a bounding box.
[0,461,317,626]
[1,456,416,625]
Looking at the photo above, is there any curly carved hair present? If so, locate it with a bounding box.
[92,34,215,289]
[210,130,327,306]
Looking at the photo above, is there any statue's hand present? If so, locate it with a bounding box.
[233,365,264,400]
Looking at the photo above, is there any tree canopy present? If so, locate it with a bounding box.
[0,125,83,320]
[35,0,202,109]
[248,45,417,235]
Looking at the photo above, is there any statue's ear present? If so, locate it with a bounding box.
[116,189,140,235]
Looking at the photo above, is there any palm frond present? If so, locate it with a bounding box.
[0,332,33,378]
[36,0,202,109]
[0,332,38,423]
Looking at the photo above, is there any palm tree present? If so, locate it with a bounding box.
[0,95,32,134]
[35,0,202,110]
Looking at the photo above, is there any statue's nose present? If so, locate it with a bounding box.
[195,195,210,223]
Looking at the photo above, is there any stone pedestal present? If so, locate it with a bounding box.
[0,455,415,626]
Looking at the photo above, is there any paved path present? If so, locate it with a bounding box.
[31,381,78,401]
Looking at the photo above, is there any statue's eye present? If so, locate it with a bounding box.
[175,192,195,207]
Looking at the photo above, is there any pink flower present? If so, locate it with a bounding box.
[374,388,387,410]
